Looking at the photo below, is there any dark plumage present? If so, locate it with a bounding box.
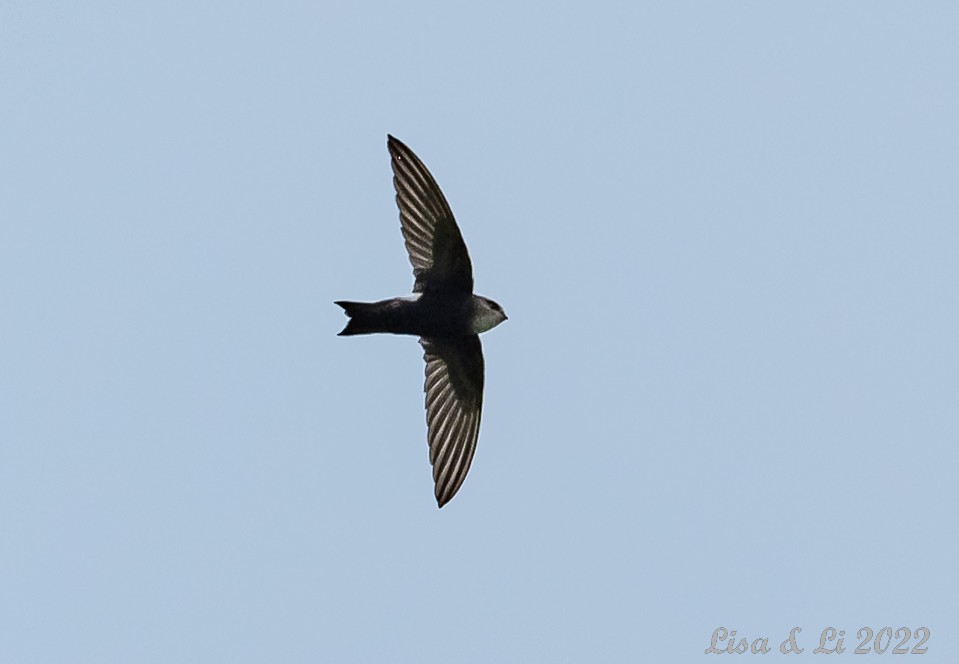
[335,136,507,507]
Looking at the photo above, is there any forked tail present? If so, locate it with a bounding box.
[334,301,379,336]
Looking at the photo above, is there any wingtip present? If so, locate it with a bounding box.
[436,487,461,508]
[387,134,410,156]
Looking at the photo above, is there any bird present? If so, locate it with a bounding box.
[335,135,507,508]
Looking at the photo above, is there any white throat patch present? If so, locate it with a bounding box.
[470,297,507,334]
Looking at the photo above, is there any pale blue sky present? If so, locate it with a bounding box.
[2,2,957,662]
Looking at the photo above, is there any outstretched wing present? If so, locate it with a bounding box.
[388,135,473,295]
[421,335,484,507]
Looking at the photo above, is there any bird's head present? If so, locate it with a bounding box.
[470,296,508,334]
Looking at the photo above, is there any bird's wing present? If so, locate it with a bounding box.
[388,135,473,294]
[420,335,484,507]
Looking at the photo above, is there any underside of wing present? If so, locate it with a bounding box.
[420,335,485,507]
[388,135,473,294]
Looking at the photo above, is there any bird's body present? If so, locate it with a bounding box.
[336,293,503,338]
[335,135,507,508]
